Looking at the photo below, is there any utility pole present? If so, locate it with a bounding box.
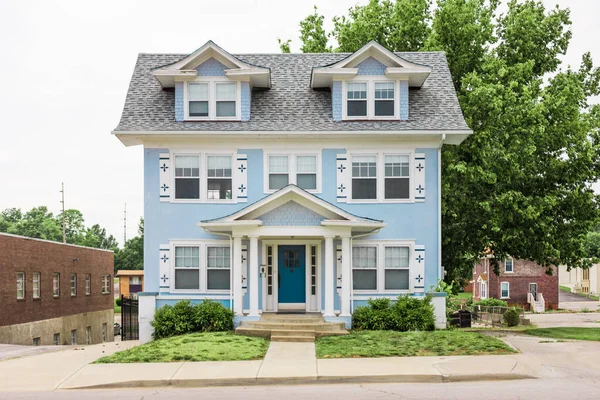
[60,182,66,243]
[123,203,127,244]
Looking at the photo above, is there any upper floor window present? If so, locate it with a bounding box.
[101,275,111,294]
[70,273,77,296]
[352,156,377,200]
[344,80,398,120]
[85,273,91,295]
[505,258,514,273]
[384,155,409,199]
[350,153,411,202]
[17,272,25,299]
[175,155,200,199]
[174,153,235,202]
[33,272,40,299]
[207,156,232,200]
[266,153,320,193]
[185,81,238,120]
[53,273,60,297]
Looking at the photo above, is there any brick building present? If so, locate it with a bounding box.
[116,270,144,298]
[472,257,558,310]
[0,233,115,345]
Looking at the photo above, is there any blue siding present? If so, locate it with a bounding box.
[259,201,324,226]
[144,146,439,297]
[175,82,184,122]
[356,57,387,75]
[196,58,227,76]
[400,80,409,120]
[241,82,251,121]
[332,81,342,121]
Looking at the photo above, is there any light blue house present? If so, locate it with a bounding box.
[114,41,471,342]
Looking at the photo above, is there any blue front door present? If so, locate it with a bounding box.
[278,245,306,304]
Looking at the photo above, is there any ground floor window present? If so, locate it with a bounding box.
[53,333,60,345]
[207,246,230,290]
[172,242,232,292]
[86,326,91,344]
[384,246,410,290]
[102,323,107,342]
[71,329,77,345]
[479,281,488,299]
[352,242,414,292]
[352,246,377,290]
[501,282,510,299]
[33,337,40,346]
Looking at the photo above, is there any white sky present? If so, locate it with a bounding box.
[0,0,598,245]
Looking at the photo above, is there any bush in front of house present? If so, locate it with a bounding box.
[503,308,521,327]
[151,300,234,339]
[115,298,122,307]
[352,295,435,332]
[474,298,508,307]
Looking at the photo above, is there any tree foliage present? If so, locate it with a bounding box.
[299,6,330,53]
[114,218,144,273]
[284,0,600,283]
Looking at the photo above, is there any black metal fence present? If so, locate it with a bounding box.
[121,295,139,341]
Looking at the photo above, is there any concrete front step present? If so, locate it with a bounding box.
[271,335,315,342]
[236,315,348,342]
[242,322,346,331]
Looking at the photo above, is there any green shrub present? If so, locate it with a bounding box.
[474,298,508,307]
[503,308,521,327]
[115,298,122,307]
[151,300,233,339]
[352,295,435,332]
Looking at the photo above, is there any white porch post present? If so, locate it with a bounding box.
[249,235,260,317]
[341,235,352,316]
[324,235,335,317]
[233,236,244,316]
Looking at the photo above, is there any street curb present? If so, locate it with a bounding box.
[62,373,537,390]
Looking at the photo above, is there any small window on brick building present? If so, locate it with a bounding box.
[33,272,40,299]
[86,326,91,344]
[505,258,514,273]
[501,282,510,298]
[16,272,25,299]
[53,273,60,297]
[33,337,40,346]
[102,323,107,342]
[101,275,111,294]
[70,273,77,296]
[71,329,77,345]
[85,274,91,295]
[53,333,60,345]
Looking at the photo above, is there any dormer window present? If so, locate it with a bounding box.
[347,82,367,117]
[374,82,394,117]
[184,80,240,120]
[343,80,399,120]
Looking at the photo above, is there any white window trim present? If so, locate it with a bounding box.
[504,257,514,273]
[171,150,237,204]
[184,78,242,121]
[70,273,77,296]
[53,273,60,297]
[500,281,510,299]
[33,272,40,299]
[342,78,400,121]
[480,281,488,299]
[170,240,231,294]
[17,272,25,300]
[263,150,322,194]
[101,275,111,294]
[347,150,415,203]
[85,274,91,295]
[352,240,416,294]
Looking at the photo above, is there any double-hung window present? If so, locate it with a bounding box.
[207,247,230,290]
[17,272,25,299]
[268,156,289,190]
[53,273,60,297]
[505,258,514,273]
[215,83,236,117]
[70,273,77,296]
[101,275,111,294]
[501,282,510,298]
[175,156,200,199]
[352,247,377,290]
[374,82,395,117]
[384,247,410,290]
[207,156,232,200]
[347,82,368,117]
[384,155,410,199]
[188,82,209,117]
[352,156,377,200]
[33,272,40,299]
[296,156,317,190]
[174,246,200,290]
[85,274,91,295]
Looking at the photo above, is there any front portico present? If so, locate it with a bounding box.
[198,185,386,325]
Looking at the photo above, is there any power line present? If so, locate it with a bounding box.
[123,203,127,244]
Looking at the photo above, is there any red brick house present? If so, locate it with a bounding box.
[472,257,558,311]
[0,233,115,345]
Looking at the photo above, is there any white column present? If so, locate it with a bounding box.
[233,236,243,316]
[324,235,335,317]
[138,294,156,344]
[341,235,351,316]
[249,235,260,317]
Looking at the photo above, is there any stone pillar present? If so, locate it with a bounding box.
[249,235,260,317]
[341,235,352,317]
[233,236,244,316]
[138,293,157,344]
[324,235,335,317]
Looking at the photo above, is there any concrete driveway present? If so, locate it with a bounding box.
[528,312,600,328]
[0,344,67,362]
[560,291,596,302]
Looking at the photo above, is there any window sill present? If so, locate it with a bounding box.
[16,298,25,302]
[347,199,414,204]
[171,199,237,204]
[53,296,60,299]
[33,297,41,301]
[342,117,400,121]
[101,292,111,295]
[184,118,241,122]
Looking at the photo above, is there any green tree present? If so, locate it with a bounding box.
[56,209,86,244]
[17,206,62,241]
[80,224,118,250]
[584,231,600,260]
[277,38,291,53]
[299,6,330,53]
[114,218,144,273]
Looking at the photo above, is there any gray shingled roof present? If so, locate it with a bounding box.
[114,52,470,132]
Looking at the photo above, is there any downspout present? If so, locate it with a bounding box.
[349,228,382,313]
[438,134,445,288]
[203,227,234,312]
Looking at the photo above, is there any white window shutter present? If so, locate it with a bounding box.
[234,154,248,203]
[159,153,170,202]
[336,245,342,294]
[411,245,425,293]
[159,245,170,289]
[336,154,349,202]
[414,153,425,202]
[241,245,248,293]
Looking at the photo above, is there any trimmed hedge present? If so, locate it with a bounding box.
[503,308,521,327]
[352,296,436,331]
[151,300,234,339]
[474,298,508,307]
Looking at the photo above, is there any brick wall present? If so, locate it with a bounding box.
[0,233,114,327]
[473,257,559,309]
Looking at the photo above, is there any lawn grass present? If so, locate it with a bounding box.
[114,298,121,314]
[559,285,571,292]
[95,332,269,363]
[454,292,472,300]
[316,330,516,359]
[523,327,600,342]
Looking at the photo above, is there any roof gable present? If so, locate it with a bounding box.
[255,201,326,226]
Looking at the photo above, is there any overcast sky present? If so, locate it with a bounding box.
[0,0,598,245]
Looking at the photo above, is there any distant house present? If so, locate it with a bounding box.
[472,257,558,311]
[559,264,599,296]
[0,233,114,345]
[116,270,144,299]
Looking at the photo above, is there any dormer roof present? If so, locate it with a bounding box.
[311,41,432,88]
[151,40,271,89]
